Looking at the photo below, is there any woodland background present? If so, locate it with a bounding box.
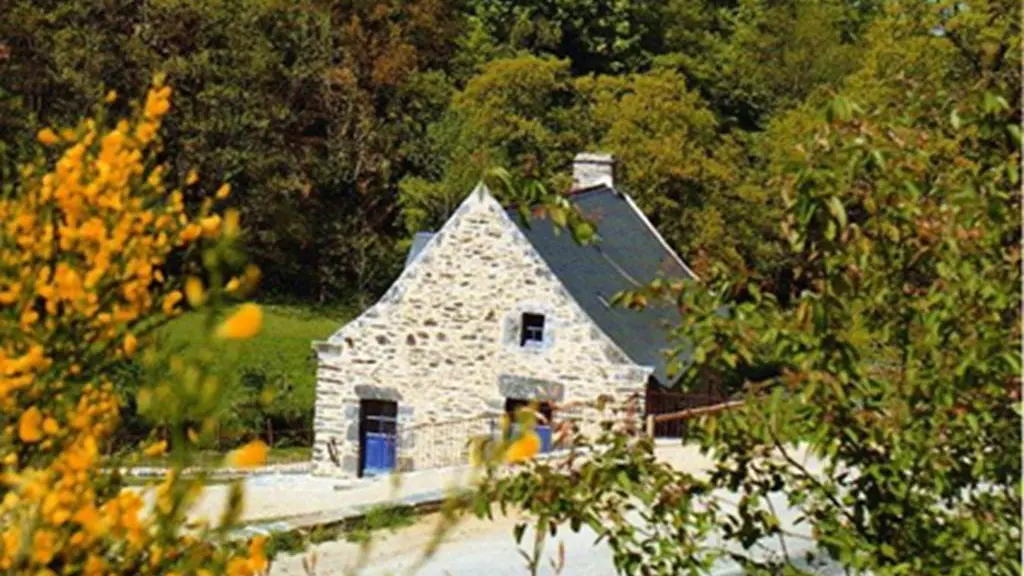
[1,0,1016,452]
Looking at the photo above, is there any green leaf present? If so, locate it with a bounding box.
[870,149,886,172]
[572,220,596,245]
[1008,123,1022,148]
[551,207,568,228]
[827,196,847,229]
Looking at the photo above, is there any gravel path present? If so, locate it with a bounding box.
[268,443,841,576]
[143,442,718,525]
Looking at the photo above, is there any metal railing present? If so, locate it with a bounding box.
[395,414,495,470]
[393,394,647,471]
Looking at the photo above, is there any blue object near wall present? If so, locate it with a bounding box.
[535,425,552,453]
[505,424,553,453]
[360,400,398,477]
[363,432,395,475]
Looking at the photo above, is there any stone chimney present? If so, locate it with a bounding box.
[572,152,614,190]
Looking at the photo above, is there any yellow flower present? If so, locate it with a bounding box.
[84,555,107,575]
[123,333,138,357]
[227,440,268,468]
[248,535,269,571]
[66,436,98,471]
[504,431,541,464]
[215,304,263,340]
[37,128,60,145]
[143,441,167,457]
[105,90,118,103]
[162,291,183,315]
[225,277,241,293]
[185,169,199,185]
[19,406,43,443]
[144,86,172,119]
[184,276,205,307]
[179,224,202,243]
[42,417,59,436]
[199,215,221,238]
[215,183,231,199]
[32,529,56,564]
[226,558,251,576]
[136,121,157,143]
[223,208,240,239]
[73,505,104,536]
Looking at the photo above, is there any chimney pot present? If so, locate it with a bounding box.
[572,152,614,190]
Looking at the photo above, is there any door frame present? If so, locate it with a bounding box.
[358,399,398,477]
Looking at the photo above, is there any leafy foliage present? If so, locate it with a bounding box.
[0,82,270,574]
[475,0,1022,573]
[1,0,900,304]
[470,0,666,74]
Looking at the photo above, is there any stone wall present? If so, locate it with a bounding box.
[312,184,651,478]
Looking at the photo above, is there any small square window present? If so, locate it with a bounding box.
[520,313,545,346]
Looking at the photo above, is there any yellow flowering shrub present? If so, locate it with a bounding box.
[0,77,268,574]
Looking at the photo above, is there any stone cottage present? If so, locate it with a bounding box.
[312,153,703,478]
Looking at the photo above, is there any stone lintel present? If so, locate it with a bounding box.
[498,374,565,402]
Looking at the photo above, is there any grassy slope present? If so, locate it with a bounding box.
[158,304,351,442]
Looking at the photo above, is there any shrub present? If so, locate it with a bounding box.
[0,78,270,574]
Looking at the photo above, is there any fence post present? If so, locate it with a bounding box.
[645,415,655,438]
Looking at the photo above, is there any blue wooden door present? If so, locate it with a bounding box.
[363,429,396,475]
[360,401,398,477]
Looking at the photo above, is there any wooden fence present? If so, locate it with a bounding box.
[643,400,745,438]
[644,386,731,438]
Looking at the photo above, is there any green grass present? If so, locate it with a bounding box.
[132,446,312,470]
[160,303,346,392]
[152,303,353,450]
[344,504,417,543]
[264,504,418,556]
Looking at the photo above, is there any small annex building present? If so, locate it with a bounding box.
[312,153,713,478]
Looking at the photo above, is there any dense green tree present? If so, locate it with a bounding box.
[400,59,777,277]
[0,0,466,303]
[662,0,865,130]
[474,0,1022,573]
[398,55,582,234]
[469,0,666,74]
[578,68,757,275]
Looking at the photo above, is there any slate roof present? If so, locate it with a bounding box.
[405,185,695,384]
[403,231,435,269]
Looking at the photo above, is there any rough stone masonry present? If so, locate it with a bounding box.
[311,183,651,478]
